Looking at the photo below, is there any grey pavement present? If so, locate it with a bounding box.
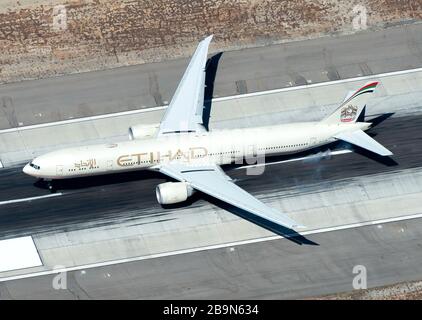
[1,218,422,299]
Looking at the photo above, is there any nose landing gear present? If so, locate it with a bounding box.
[43,179,56,193]
[33,178,57,192]
[48,182,57,193]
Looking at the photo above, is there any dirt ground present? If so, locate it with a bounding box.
[0,0,421,83]
[313,280,422,300]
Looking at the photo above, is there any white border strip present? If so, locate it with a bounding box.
[1,67,422,135]
[1,211,422,282]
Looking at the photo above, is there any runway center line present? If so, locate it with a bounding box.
[1,210,422,282]
[0,193,63,206]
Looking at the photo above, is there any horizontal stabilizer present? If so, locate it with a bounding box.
[334,129,393,156]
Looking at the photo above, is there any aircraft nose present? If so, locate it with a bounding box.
[23,163,33,176]
[23,164,30,174]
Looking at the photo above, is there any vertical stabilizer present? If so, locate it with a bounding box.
[322,82,378,124]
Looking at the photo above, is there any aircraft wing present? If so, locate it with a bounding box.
[156,163,304,230]
[157,35,213,136]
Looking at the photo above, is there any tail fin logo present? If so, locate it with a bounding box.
[340,104,358,122]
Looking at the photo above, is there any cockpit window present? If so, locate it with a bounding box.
[30,162,40,170]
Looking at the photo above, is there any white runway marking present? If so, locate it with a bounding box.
[1,211,422,282]
[0,193,63,206]
[0,236,42,272]
[0,67,421,134]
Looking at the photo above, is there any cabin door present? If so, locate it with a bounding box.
[107,160,113,170]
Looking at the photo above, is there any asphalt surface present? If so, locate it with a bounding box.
[0,114,420,239]
[1,218,422,299]
[0,23,421,129]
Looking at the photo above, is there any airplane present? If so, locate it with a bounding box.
[23,35,392,232]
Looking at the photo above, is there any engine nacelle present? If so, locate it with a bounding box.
[156,182,195,205]
[128,124,159,140]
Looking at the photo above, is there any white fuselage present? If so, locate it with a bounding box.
[23,121,370,179]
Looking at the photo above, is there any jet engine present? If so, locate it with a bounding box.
[156,182,195,205]
[128,124,159,140]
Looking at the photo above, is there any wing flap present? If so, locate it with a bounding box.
[158,163,304,230]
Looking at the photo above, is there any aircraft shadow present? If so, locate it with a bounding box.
[203,52,223,130]
[354,113,398,166]
[350,144,398,167]
[200,193,318,246]
[34,169,165,190]
[366,112,394,128]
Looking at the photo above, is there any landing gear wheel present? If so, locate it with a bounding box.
[46,181,56,193]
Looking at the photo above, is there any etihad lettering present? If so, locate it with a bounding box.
[171,149,189,161]
[131,152,148,164]
[116,147,208,167]
[117,155,131,166]
[74,158,97,169]
[191,147,207,159]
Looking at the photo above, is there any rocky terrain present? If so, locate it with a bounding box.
[315,280,422,300]
[0,0,421,83]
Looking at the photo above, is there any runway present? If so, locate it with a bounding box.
[0,108,421,299]
[0,113,419,239]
